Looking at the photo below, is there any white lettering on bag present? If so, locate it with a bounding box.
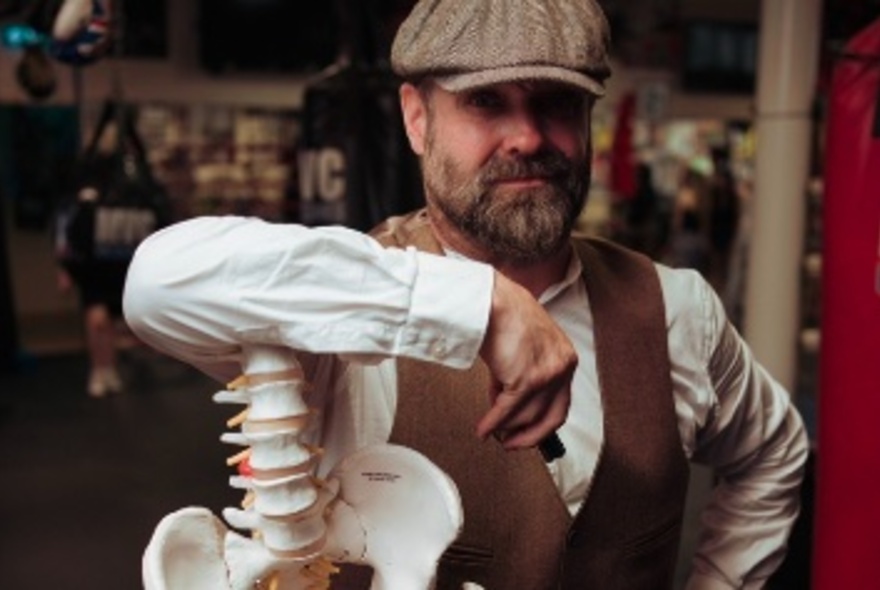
[94,207,157,251]
[298,148,346,202]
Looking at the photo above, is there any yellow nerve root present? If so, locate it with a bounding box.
[226,447,252,467]
[253,571,278,590]
[227,374,248,390]
[301,556,340,588]
[227,407,249,428]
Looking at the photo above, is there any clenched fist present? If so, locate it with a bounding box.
[476,271,578,450]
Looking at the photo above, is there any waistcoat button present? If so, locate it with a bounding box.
[567,529,586,548]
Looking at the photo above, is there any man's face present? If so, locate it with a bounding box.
[405,81,593,264]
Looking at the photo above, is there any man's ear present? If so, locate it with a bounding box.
[400,83,427,156]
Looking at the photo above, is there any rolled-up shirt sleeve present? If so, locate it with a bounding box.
[123,216,493,382]
[681,275,809,589]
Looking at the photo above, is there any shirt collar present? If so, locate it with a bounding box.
[538,250,583,305]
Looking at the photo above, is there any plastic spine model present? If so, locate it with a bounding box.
[143,345,463,590]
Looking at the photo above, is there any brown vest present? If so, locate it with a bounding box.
[335,209,689,590]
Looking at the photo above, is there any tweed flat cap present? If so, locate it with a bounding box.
[391,0,611,96]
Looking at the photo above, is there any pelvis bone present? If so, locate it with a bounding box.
[143,346,463,589]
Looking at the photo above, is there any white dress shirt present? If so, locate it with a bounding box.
[123,215,808,590]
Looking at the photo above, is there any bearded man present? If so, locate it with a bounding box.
[124,1,807,588]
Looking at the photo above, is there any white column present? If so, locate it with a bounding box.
[743,0,823,392]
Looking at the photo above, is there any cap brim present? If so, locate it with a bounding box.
[434,65,605,96]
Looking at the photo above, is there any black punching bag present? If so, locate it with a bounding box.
[297,67,422,230]
[295,1,423,231]
[814,17,880,589]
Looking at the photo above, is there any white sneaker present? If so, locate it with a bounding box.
[102,367,124,393]
[87,366,123,398]
[87,370,108,398]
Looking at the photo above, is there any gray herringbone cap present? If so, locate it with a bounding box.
[391,0,612,96]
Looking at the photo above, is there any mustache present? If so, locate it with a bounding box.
[478,151,574,185]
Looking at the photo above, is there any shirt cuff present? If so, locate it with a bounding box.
[397,250,493,368]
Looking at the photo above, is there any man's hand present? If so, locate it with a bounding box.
[476,272,577,450]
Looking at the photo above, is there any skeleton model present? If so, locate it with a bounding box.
[143,345,463,590]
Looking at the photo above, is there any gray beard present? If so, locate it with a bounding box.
[423,148,589,265]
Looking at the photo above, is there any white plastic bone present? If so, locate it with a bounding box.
[326,444,464,589]
[143,344,463,589]
[143,507,232,590]
[249,473,320,517]
[145,444,462,590]
[221,430,315,473]
[241,380,311,422]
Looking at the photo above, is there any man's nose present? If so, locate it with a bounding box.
[500,110,546,156]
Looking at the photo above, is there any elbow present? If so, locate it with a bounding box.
[122,217,234,352]
[788,406,811,476]
[122,222,208,344]
[123,234,172,343]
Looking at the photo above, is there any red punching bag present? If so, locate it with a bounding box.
[814,17,880,589]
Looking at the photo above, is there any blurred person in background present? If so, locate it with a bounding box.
[707,146,741,291]
[622,162,669,260]
[666,165,711,275]
[56,117,169,397]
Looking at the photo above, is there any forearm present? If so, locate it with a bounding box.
[122,216,492,381]
[689,406,807,588]
[688,320,809,587]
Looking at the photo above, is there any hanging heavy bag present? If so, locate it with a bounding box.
[50,0,112,66]
[16,45,56,100]
[297,65,423,230]
[59,102,171,313]
[91,102,171,246]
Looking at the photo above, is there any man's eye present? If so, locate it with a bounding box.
[464,90,504,111]
[538,94,586,119]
